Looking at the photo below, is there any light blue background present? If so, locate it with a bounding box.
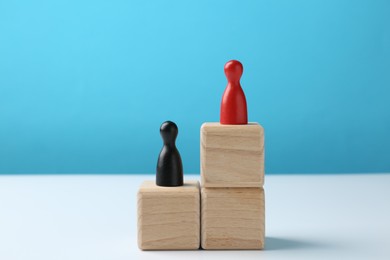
[1,0,389,174]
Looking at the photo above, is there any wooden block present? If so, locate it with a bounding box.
[201,187,265,250]
[201,122,264,188]
[137,180,200,250]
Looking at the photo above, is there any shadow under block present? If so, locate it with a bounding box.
[137,181,200,250]
[201,187,265,250]
[201,122,264,188]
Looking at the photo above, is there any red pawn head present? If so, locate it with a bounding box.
[220,60,248,125]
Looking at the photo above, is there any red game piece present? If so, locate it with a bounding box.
[220,60,248,125]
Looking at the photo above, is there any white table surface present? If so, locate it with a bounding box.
[0,174,389,260]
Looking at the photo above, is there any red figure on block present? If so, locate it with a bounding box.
[220,60,248,125]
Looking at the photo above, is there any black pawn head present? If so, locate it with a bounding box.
[160,121,178,146]
[156,121,183,187]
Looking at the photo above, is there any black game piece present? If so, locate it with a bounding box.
[156,121,184,187]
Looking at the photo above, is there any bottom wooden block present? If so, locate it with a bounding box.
[201,187,265,250]
[137,180,200,250]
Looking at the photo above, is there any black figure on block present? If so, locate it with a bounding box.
[156,121,183,187]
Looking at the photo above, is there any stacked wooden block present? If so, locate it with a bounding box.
[137,122,265,250]
[200,122,265,249]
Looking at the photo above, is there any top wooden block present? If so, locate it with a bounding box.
[201,122,264,188]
